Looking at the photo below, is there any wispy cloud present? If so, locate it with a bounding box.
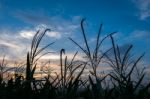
[13,10,81,42]
[14,10,50,25]
[0,33,25,60]
[19,24,62,40]
[0,39,20,50]
[14,10,80,31]
[46,31,61,39]
[20,30,36,39]
[132,0,150,20]
[0,9,95,62]
[0,23,80,61]
[128,30,150,40]
[40,52,84,61]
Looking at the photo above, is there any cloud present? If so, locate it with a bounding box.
[20,30,36,39]
[132,0,150,20]
[13,10,81,36]
[0,39,20,49]
[18,24,63,39]
[128,30,150,40]
[14,10,50,25]
[13,11,82,50]
[46,31,61,39]
[0,37,25,60]
[0,23,80,61]
[0,10,82,61]
[14,10,80,26]
[40,52,83,61]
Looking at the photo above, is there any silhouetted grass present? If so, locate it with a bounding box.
[0,19,150,99]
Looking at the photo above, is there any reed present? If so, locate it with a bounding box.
[0,19,149,99]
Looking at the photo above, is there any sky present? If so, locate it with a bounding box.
[0,0,150,68]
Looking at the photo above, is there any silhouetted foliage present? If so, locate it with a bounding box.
[0,19,149,99]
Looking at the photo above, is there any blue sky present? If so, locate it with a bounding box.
[0,0,150,67]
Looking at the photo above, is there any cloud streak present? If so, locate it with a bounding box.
[0,32,29,60]
[46,31,61,39]
[128,30,150,40]
[20,30,36,39]
[13,10,82,45]
[132,0,150,20]
[0,21,80,61]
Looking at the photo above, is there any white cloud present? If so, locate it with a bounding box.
[140,10,150,20]
[19,25,62,39]
[0,25,63,60]
[133,0,150,20]
[0,39,20,49]
[129,30,150,39]
[0,14,82,61]
[40,52,84,61]
[0,32,26,60]
[20,30,35,39]
[19,24,50,39]
[46,31,61,39]
[14,10,80,35]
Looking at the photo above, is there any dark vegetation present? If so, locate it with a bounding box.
[0,19,150,99]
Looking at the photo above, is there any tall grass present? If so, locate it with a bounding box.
[0,19,150,99]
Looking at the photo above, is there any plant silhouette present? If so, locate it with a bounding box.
[0,19,150,99]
